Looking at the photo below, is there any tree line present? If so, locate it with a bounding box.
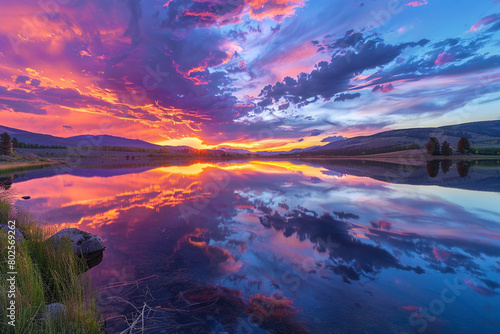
[12,137,67,149]
[0,132,67,155]
[426,136,471,156]
[80,146,170,153]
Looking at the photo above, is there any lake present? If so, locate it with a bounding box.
[6,159,500,333]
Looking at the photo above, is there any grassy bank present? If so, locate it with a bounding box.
[0,200,102,333]
[0,161,66,175]
[470,146,500,156]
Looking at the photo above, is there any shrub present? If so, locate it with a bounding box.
[0,203,102,333]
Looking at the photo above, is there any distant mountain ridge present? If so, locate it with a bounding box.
[1,119,499,155]
[0,125,162,149]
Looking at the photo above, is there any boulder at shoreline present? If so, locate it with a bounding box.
[48,228,105,268]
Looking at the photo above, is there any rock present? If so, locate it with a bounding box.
[0,224,26,243]
[86,250,104,270]
[48,228,105,268]
[21,196,31,200]
[41,303,67,321]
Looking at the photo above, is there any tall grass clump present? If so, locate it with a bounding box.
[0,199,102,333]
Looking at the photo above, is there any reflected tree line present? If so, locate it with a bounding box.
[426,160,476,178]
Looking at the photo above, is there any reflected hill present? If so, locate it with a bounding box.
[299,158,500,192]
[7,159,253,184]
[6,158,500,193]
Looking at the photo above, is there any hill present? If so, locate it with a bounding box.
[304,120,500,156]
[0,125,161,150]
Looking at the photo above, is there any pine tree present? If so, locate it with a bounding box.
[0,132,13,156]
[441,141,453,156]
[457,137,471,154]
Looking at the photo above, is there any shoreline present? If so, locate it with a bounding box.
[281,150,500,166]
[295,155,500,166]
[0,161,66,174]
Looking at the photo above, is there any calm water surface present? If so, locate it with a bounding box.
[8,159,500,333]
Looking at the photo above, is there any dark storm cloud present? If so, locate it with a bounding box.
[30,79,41,87]
[0,99,47,115]
[329,30,364,49]
[257,37,429,106]
[334,93,361,102]
[15,75,30,84]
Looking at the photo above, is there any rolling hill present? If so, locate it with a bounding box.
[305,120,500,156]
[0,125,162,149]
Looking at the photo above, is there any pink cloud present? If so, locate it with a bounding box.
[432,247,450,261]
[465,279,498,296]
[469,13,500,32]
[435,52,454,65]
[405,0,428,7]
[372,83,394,93]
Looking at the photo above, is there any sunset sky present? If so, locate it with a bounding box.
[1,0,500,151]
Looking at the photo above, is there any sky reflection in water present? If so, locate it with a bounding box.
[10,160,500,333]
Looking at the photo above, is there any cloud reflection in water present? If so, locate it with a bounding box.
[11,160,500,333]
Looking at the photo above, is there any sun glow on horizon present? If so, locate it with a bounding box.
[155,137,216,150]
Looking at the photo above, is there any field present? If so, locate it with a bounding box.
[471,146,500,155]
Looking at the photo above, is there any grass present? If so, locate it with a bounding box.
[0,200,102,333]
[0,161,65,175]
[471,146,500,156]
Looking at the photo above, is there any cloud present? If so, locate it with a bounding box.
[15,75,30,84]
[372,83,394,93]
[334,93,361,102]
[30,79,41,87]
[435,51,454,65]
[259,210,425,283]
[160,0,305,30]
[1,0,500,147]
[405,0,428,7]
[0,98,47,115]
[469,13,500,32]
[257,36,429,106]
[62,125,73,130]
[310,129,323,136]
